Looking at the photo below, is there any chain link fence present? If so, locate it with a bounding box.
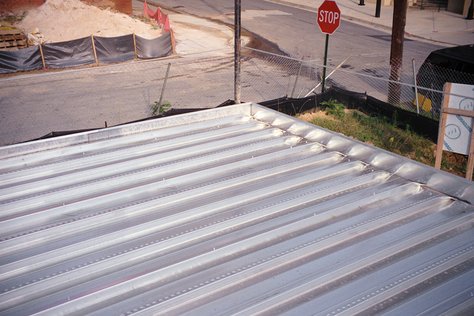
[239,47,474,120]
[1,45,473,145]
[0,51,237,145]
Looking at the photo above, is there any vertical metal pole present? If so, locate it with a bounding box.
[321,34,329,93]
[375,0,382,17]
[234,0,241,104]
[359,0,365,6]
[434,83,451,169]
[412,59,420,114]
[158,63,171,106]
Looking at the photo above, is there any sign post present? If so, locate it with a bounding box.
[317,0,341,93]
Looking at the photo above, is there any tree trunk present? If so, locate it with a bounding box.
[388,0,408,105]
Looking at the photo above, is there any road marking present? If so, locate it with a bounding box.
[243,9,292,19]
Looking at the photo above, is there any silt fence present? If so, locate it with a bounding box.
[0,33,173,74]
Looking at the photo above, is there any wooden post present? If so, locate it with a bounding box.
[38,44,46,69]
[170,29,176,55]
[467,120,474,180]
[91,35,99,65]
[434,83,451,169]
[133,33,138,60]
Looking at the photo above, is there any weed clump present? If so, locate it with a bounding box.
[321,99,345,119]
[151,101,172,116]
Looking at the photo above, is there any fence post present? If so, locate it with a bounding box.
[91,35,99,65]
[38,44,46,69]
[234,0,242,104]
[133,33,138,60]
[412,58,420,114]
[170,30,176,55]
[434,83,451,169]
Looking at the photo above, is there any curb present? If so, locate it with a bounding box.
[264,0,390,29]
[264,0,456,46]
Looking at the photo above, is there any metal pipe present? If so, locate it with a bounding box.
[304,56,350,97]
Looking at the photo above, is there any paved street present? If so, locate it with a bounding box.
[154,0,442,66]
[0,55,238,145]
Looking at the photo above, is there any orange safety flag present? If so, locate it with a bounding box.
[155,7,163,24]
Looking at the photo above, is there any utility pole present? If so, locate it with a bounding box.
[388,0,408,105]
[234,0,241,104]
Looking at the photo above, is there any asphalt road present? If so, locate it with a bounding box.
[154,0,442,66]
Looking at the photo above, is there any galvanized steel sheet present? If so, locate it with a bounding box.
[0,104,473,315]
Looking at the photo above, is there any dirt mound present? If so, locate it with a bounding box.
[17,0,161,43]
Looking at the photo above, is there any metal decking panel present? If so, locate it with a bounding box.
[0,103,473,315]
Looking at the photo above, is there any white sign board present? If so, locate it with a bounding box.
[443,83,474,155]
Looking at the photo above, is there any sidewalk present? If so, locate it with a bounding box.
[268,0,474,46]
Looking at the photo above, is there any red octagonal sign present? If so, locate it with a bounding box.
[317,0,341,35]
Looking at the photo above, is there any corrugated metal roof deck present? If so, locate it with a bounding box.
[0,103,473,315]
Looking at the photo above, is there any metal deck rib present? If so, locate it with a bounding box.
[0,103,473,316]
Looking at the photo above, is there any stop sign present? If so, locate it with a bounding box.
[317,0,341,35]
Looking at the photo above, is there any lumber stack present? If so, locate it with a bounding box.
[0,29,27,50]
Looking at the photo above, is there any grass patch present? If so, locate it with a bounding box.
[298,102,467,177]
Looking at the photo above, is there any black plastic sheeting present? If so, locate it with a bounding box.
[0,33,173,73]
[24,88,438,145]
[94,34,135,64]
[136,33,172,59]
[43,37,95,69]
[0,46,43,74]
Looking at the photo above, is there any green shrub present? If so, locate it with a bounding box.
[321,99,345,119]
